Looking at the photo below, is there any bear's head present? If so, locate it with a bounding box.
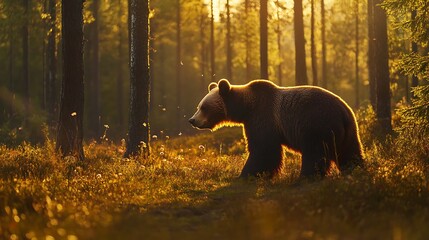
[189,79,232,130]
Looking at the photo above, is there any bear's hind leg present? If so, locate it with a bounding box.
[338,152,363,174]
[337,138,364,175]
[300,149,330,178]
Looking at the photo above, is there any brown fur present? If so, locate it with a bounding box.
[189,79,364,178]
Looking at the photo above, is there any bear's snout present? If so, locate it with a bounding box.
[188,118,196,126]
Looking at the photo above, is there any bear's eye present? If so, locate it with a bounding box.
[200,105,207,111]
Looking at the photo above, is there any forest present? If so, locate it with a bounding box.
[0,0,429,239]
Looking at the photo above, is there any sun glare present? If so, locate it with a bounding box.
[204,0,295,21]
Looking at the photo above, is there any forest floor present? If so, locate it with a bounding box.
[1,126,429,240]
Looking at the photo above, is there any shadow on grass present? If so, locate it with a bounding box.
[92,179,264,240]
[91,171,429,240]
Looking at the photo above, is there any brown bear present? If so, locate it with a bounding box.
[189,79,364,178]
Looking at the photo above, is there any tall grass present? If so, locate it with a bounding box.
[1,109,429,239]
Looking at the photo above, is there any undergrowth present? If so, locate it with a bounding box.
[1,110,429,239]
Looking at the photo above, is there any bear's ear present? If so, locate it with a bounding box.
[208,82,218,92]
[218,79,231,96]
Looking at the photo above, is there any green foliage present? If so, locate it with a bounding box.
[383,0,429,148]
[383,0,429,46]
[355,105,378,146]
[397,84,429,148]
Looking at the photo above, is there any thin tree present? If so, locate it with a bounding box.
[8,13,15,118]
[56,0,85,160]
[367,0,376,107]
[275,0,283,86]
[260,0,268,79]
[88,0,101,139]
[245,0,251,81]
[320,0,326,88]
[45,0,57,123]
[117,0,124,128]
[294,0,308,85]
[210,0,215,82]
[22,0,29,123]
[124,0,151,158]
[354,0,359,108]
[226,0,232,80]
[410,10,418,99]
[176,0,182,133]
[310,0,318,86]
[199,2,206,93]
[372,0,392,134]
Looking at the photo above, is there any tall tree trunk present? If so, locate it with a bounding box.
[367,0,376,108]
[124,0,150,158]
[56,0,85,160]
[22,0,30,123]
[260,0,268,79]
[210,0,215,82]
[354,0,359,108]
[373,0,392,135]
[176,0,182,133]
[117,0,124,128]
[245,0,250,81]
[226,0,232,80]
[320,0,327,88]
[310,0,318,86]
[45,0,57,124]
[159,44,166,109]
[294,0,308,85]
[88,0,101,140]
[8,23,15,118]
[200,3,206,94]
[410,10,418,99]
[276,0,282,86]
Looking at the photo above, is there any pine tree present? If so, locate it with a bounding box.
[56,0,85,160]
[384,0,429,135]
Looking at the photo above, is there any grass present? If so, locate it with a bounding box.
[1,125,429,240]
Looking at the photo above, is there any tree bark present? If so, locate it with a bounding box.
[367,0,376,108]
[8,22,15,119]
[276,0,282,86]
[200,3,206,94]
[294,0,308,85]
[321,0,327,88]
[310,0,318,86]
[226,0,233,80]
[117,0,124,128]
[260,0,268,79]
[373,0,392,135]
[22,0,30,123]
[210,0,215,82]
[87,0,101,140]
[124,0,150,158]
[45,0,57,124]
[410,10,418,99]
[245,0,250,81]
[176,0,182,133]
[354,0,359,108]
[56,0,85,160]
